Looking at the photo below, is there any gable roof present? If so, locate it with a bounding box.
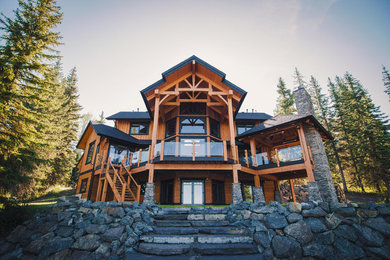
[236,114,332,140]
[236,112,272,121]
[76,122,150,149]
[106,111,150,120]
[140,55,247,118]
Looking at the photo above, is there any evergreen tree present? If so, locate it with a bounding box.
[97,111,105,124]
[274,77,296,115]
[0,0,62,195]
[383,66,390,102]
[293,67,307,88]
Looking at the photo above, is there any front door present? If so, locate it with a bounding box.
[160,180,174,204]
[182,180,204,205]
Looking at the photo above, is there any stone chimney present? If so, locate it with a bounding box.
[293,86,338,203]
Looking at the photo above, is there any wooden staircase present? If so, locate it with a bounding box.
[100,158,141,203]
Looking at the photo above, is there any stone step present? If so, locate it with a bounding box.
[137,243,191,256]
[193,243,259,255]
[152,226,248,235]
[191,220,231,227]
[137,242,259,256]
[154,220,192,227]
[154,214,189,220]
[140,234,253,244]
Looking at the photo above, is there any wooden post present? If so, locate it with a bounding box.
[250,138,257,167]
[192,140,195,161]
[254,175,260,187]
[129,153,133,169]
[290,179,296,202]
[297,124,315,182]
[275,148,280,167]
[148,167,154,183]
[233,168,239,183]
[137,149,142,167]
[96,179,103,201]
[227,90,237,162]
[160,140,165,161]
[121,183,126,202]
[101,179,108,202]
[148,145,152,163]
[223,140,227,161]
[245,149,249,167]
[150,90,160,162]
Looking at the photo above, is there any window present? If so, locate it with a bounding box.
[180,117,206,134]
[165,118,176,137]
[79,178,88,193]
[180,103,206,115]
[108,143,130,164]
[85,141,95,164]
[236,124,255,135]
[130,122,149,135]
[209,118,220,138]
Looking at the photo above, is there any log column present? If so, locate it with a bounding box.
[228,90,242,204]
[144,90,159,204]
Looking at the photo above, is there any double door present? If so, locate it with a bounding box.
[182,180,204,205]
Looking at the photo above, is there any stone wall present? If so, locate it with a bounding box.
[0,199,159,259]
[227,201,390,259]
[1,198,390,259]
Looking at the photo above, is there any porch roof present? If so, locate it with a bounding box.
[236,114,332,140]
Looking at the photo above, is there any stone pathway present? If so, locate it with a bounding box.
[135,207,261,257]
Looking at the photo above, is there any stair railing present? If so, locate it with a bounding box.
[104,158,125,202]
[120,161,141,202]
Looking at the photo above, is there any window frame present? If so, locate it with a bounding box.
[85,141,96,165]
[79,178,88,193]
[165,118,177,138]
[236,124,255,136]
[209,118,221,138]
[179,116,206,135]
[129,122,149,135]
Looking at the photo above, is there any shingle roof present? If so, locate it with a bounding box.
[236,112,272,121]
[106,111,150,120]
[91,123,151,145]
[140,55,247,118]
[236,114,332,140]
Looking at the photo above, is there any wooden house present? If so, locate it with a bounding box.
[75,56,334,205]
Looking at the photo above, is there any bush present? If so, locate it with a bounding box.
[0,197,34,236]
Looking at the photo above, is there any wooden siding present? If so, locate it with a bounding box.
[264,181,275,204]
[76,172,92,199]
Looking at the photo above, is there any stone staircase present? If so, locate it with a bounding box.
[136,207,260,256]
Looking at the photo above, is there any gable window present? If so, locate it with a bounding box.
[180,117,206,134]
[85,141,95,164]
[237,124,255,135]
[130,122,149,135]
[209,118,220,138]
[180,103,206,115]
[79,178,88,193]
[165,118,176,137]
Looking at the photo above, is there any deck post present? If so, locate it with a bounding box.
[250,138,257,167]
[227,90,237,163]
[274,181,282,202]
[290,179,296,202]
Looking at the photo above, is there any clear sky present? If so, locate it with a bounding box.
[2,0,390,119]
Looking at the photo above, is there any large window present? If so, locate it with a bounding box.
[165,118,176,137]
[237,124,255,135]
[209,118,220,138]
[130,122,149,135]
[180,117,206,134]
[108,143,130,164]
[180,103,206,115]
[85,141,95,164]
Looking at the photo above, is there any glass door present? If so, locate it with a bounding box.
[181,180,204,205]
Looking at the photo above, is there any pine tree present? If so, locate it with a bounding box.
[0,0,62,196]
[97,111,105,124]
[274,77,296,115]
[383,66,390,102]
[293,67,307,88]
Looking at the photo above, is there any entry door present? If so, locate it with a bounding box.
[160,180,174,204]
[182,180,204,205]
[212,180,225,204]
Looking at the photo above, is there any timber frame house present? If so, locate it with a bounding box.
[76,56,333,205]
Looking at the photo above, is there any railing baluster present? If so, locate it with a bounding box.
[223,140,227,161]
[245,149,249,167]
[138,149,142,167]
[275,148,280,167]
[192,140,195,161]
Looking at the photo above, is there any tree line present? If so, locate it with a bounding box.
[275,67,390,198]
[0,0,81,199]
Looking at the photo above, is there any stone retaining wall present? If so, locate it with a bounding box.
[1,199,390,259]
[227,201,390,259]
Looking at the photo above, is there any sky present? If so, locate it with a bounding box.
[1,0,390,120]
